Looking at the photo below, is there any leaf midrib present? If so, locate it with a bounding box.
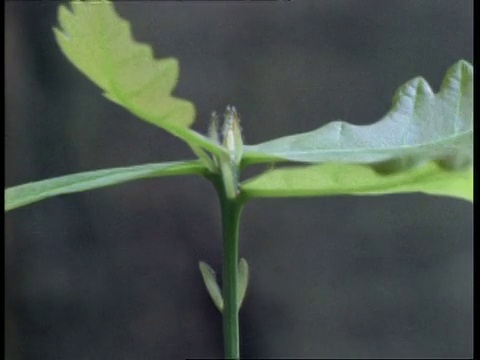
[246,129,471,158]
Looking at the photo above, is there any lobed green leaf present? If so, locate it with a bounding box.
[53,0,223,155]
[5,160,207,212]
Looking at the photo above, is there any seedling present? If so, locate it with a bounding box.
[4,1,473,359]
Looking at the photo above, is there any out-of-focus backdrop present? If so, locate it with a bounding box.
[5,1,473,359]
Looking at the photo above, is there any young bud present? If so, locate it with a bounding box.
[222,105,243,166]
[207,106,244,199]
[208,111,220,144]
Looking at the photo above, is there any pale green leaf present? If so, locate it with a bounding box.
[237,258,249,310]
[241,162,473,202]
[5,160,207,212]
[199,261,224,312]
[243,60,473,174]
[53,0,224,155]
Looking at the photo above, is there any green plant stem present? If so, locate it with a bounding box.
[215,176,244,360]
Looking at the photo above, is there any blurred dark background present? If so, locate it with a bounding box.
[5,1,473,359]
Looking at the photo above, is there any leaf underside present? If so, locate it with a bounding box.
[53,0,222,154]
[5,160,206,212]
[243,60,473,174]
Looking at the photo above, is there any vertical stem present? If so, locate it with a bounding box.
[218,184,243,360]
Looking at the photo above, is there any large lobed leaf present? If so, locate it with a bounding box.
[5,160,207,212]
[241,60,473,202]
[241,162,473,202]
[53,0,223,155]
[243,60,473,174]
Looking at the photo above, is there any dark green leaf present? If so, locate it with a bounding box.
[5,160,207,212]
